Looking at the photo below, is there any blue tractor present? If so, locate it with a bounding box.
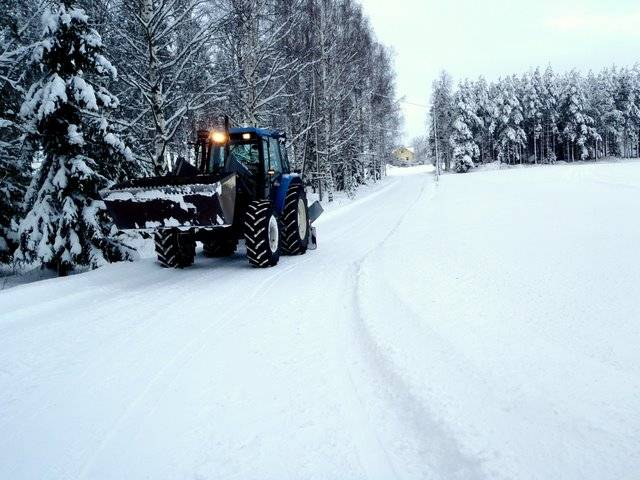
[101,126,322,268]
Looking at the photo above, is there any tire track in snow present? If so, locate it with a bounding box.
[316,177,401,226]
[76,261,303,480]
[4,260,254,444]
[346,173,487,479]
[126,254,319,430]
[353,266,488,479]
[335,174,430,478]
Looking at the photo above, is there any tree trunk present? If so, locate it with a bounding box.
[240,0,260,125]
[141,0,167,175]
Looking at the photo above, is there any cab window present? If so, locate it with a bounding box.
[206,144,225,173]
[208,141,260,174]
[278,140,290,172]
[229,143,260,167]
[265,138,283,175]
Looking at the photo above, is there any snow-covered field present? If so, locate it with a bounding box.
[1,161,639,479]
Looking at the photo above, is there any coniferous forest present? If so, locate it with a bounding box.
[429,66,640,173]
[0,0,400,272]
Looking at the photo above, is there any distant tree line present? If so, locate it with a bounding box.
[429,66,640,173]
[0,0,400,273]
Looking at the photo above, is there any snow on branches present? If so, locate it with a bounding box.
[0,0,42,263]
[430,65,640,172]
[450,81,481,173]
[15,0,135,275]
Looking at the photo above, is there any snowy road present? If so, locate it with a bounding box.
[1,162,639,479]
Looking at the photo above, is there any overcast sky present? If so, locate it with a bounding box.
[360,0,640,143]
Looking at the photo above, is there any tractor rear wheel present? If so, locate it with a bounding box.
[282,187,309,255]
[154,230,195,268]
[244,200,281,268]
[203,238,237,257]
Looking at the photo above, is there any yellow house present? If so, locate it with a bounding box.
[393,147,415,165]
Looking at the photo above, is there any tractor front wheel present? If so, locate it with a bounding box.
[244,200,281,268]
[154,230,195,268]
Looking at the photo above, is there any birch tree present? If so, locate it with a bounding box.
[429,71,455,171]
[108,0,224,174]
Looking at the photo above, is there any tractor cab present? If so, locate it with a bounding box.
[198,127,289,200]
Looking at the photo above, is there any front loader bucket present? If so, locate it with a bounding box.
[101,174,236,230]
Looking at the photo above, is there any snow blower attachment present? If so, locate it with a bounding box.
[102,125,322,268]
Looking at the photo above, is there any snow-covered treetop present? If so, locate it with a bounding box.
[34,3,116,79]
[20,0,131,162]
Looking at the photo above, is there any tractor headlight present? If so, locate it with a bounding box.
[210,131,227,144]
[242,133,252,140]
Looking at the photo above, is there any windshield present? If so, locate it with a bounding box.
[207,141,260,174]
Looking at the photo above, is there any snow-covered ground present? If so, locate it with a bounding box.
[1,161,638,479]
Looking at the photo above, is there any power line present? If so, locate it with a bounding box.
[399,99,429,109]
[379,94,429,109]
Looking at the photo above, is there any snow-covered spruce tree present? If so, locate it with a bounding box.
[521,69,543,163]
[540,67,560,163]
[472,76,492,164]
[15,0,134,275]
[598,68,624,158]
[0,0,42,264]
[450,80,480,173]
[585,69,617,159]
[614,67,640,158]
[450,117,477,173]
[0,112,31,265]
[493,76,526,165]
[558,71,599,161]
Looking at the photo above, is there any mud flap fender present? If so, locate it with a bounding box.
[307,200,323,224]
[307,226,318,250]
